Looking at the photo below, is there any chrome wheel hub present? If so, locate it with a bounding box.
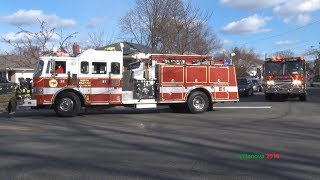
[59,98,74,112]
[193,96,205,110]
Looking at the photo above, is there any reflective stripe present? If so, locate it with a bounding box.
[42,87,122,95]
[160,87,185,93]
[90,88,122,94]
[160,86,238,93]
[42,88,60,94]
[41,86,238,95]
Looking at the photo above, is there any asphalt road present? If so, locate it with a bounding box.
[1,88,320,180]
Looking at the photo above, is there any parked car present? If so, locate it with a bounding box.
[237,77,254,96]
[311,75,320,87]
[251,78,263,92]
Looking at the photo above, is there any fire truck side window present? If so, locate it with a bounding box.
[111,62,120,74]
[81,61,89,74]
[92,62,107,74]
[55,61,66,74]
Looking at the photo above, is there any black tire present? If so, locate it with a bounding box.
[54,92,81,117]
[250,89,254,96]
[265,93,272,100]
[299,93,306,101]
[187,91,209,114]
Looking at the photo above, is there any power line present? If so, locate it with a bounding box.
[239,18,320,46]
[267,40,313,53]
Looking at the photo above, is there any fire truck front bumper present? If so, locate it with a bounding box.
[17,99,37,107]
[265,85,306,94]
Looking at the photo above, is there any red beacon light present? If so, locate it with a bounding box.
[272,56,282,61]
[56,52,70,57]
[266,76,273,80]
[293,74,299,80]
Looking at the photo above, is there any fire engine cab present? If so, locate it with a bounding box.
[263,56,307,101]
[21,46,239,116]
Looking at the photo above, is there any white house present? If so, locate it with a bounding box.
[0,68,34,83]
[0,55,36,83]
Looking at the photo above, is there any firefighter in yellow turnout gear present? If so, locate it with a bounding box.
[7,78,32,114]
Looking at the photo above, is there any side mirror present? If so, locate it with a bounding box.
[50,70,57,77]
[50,59,56,76]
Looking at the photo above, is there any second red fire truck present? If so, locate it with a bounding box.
[19,44,239,116]
[263,56,307,101]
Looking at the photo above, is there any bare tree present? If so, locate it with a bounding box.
[57,30,78,52]
[86,29,114,49]
[2,20,54,65]
[119,0,221,54]
[216,47,262,77]
[120,0,173,48]
[306,46,320,75]
[2,20,78,67]
[160,2,221,54]
[306,46,320,59]
[273,50,294,58]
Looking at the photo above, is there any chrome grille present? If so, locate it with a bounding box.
[274,81,292,89]
[274,79,292,82]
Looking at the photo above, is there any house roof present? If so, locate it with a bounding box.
[0,55,36,70]
[96,41,159,56]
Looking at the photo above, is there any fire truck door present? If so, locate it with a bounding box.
[90,62,110,103]
[108,62,122,104]
[78,61,92,103]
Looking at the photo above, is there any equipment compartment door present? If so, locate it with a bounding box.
[209,66,229,100]
[160,85,184,101]
[159,65,185,102]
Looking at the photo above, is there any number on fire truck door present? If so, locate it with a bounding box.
[219,87,225,91]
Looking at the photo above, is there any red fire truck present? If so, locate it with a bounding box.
[19,46,239,116]
[263,56,307,101]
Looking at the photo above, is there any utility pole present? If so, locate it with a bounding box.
[231,52,236,64]
[265,52,267,60]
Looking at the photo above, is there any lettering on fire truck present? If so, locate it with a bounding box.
[20,47,239,116]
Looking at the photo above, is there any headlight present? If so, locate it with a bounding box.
[292,80,302,86]
[267,80,275,85]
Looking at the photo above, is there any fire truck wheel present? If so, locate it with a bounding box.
[265,94,272,101]
[54,92,81,117]
[187,91,209,113]
[299,94,306,101]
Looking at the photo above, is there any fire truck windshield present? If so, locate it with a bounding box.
[128,61,141,70]
[265,62,283,76]
[33,60,44,77]
[285,61,305,75]
[265,61,305,76]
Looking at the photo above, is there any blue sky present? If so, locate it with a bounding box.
[0,0,320,60]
